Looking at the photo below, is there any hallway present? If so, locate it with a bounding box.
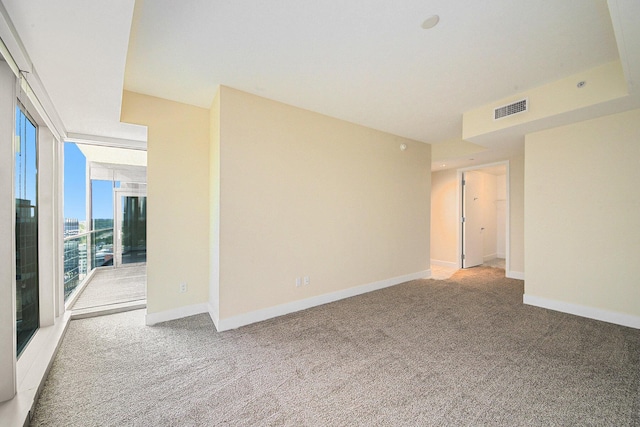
[431,257,505,280]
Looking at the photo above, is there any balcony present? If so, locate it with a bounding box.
[62,144,147,318]
[64,227,146,318]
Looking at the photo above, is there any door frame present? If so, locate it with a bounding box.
[456,160,510,271]
[114,188,147,267]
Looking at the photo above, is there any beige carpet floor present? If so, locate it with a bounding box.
[32,267,639,426]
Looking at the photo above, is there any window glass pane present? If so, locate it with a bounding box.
[91,180,114,267]
[91,180,113,230]
[64,143,86,227]
[15,105,39,357]
[121,195,146,264]
[63,143,87,299]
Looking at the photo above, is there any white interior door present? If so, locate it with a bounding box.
[462,171,483,268]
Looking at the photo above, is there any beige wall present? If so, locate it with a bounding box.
[496,174,507,257]
[430,168,458,264]
[525,109,640,317]
[509,154,525,275]
[209,89,221,322]
[479,171,498,260]
[216,86,431,320]
[121,91,210,314]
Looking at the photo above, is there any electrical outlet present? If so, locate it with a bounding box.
[179,282,188,293]
[295,277,302,287]
[304,276,310,286]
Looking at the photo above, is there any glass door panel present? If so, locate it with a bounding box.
[116,192,146,266]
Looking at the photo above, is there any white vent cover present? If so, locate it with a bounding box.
[494,98,528,120]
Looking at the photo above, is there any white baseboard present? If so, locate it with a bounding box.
[497,251,506,258]
[208,302,220,330]
[431,259,457,269]
[145,303,210,326]
[216,270,430,332]
[483,253,498,262]
[507,270,525,280]
[523,294,640,329]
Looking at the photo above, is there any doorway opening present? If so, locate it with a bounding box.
[458,161,509,273]
[63,143,147,317]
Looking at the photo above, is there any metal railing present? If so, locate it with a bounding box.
[63,228,113,300]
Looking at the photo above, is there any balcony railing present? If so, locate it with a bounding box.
[91,228,114,270]
[63,228,113,301]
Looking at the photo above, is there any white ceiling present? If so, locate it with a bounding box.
[1,0,146,144]
[77,144,147,167]
[125,0,618,145]
[1,0,636,168]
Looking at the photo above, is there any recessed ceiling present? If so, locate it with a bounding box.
[0,0,625,163]
[125,0,618,145]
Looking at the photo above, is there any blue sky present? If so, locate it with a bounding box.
[15,106,38,207]
[64,143,113,221]
[63,143,86,220]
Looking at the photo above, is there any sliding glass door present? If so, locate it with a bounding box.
[115,189,147,266]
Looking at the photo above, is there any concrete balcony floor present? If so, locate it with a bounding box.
[70,265,146,319]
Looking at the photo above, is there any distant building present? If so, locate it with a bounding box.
[15,198,39,343]
[64,218,79,237]
[63,218,88,297]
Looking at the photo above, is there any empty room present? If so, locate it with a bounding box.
[0,1,638,426]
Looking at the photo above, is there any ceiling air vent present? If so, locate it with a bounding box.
[494,98,528,120]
